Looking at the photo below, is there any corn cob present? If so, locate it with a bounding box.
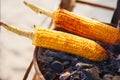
[24,1,120,44]
[0,22,107,61]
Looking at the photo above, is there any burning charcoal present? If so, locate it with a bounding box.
[85,66,100,80]
[112,76,120,80]
[103,74,113,80]
[51,61,64,73]
[59,72,71,80]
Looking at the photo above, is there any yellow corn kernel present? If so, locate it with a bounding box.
[53,9,120,44]
[0,22,108,61]
[24,1,120,44]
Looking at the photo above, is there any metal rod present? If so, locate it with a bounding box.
[33,47,46,80]
[23,60,33,80]
[76,0,115,11]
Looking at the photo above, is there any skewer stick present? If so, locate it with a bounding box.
[24,1,54,18]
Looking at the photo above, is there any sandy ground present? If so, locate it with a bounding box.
[0,0,117,80]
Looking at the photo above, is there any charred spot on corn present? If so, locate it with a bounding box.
[0,22,108,61]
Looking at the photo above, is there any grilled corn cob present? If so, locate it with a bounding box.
[24,1,120,44]
[0,22,107,61]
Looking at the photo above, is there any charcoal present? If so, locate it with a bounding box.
[81,71,94,80]
[107,44,120,54]
[45,57,54,63]
[51,61,64,73]
[85,66,100,80]
[44,72,53,80]
[36,47,120,80]
[44,50,72,61]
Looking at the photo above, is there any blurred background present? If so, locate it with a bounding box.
[0,0,117,80]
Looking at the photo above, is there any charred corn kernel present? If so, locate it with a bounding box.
[0,22,107,61]
[24,1,120,44]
